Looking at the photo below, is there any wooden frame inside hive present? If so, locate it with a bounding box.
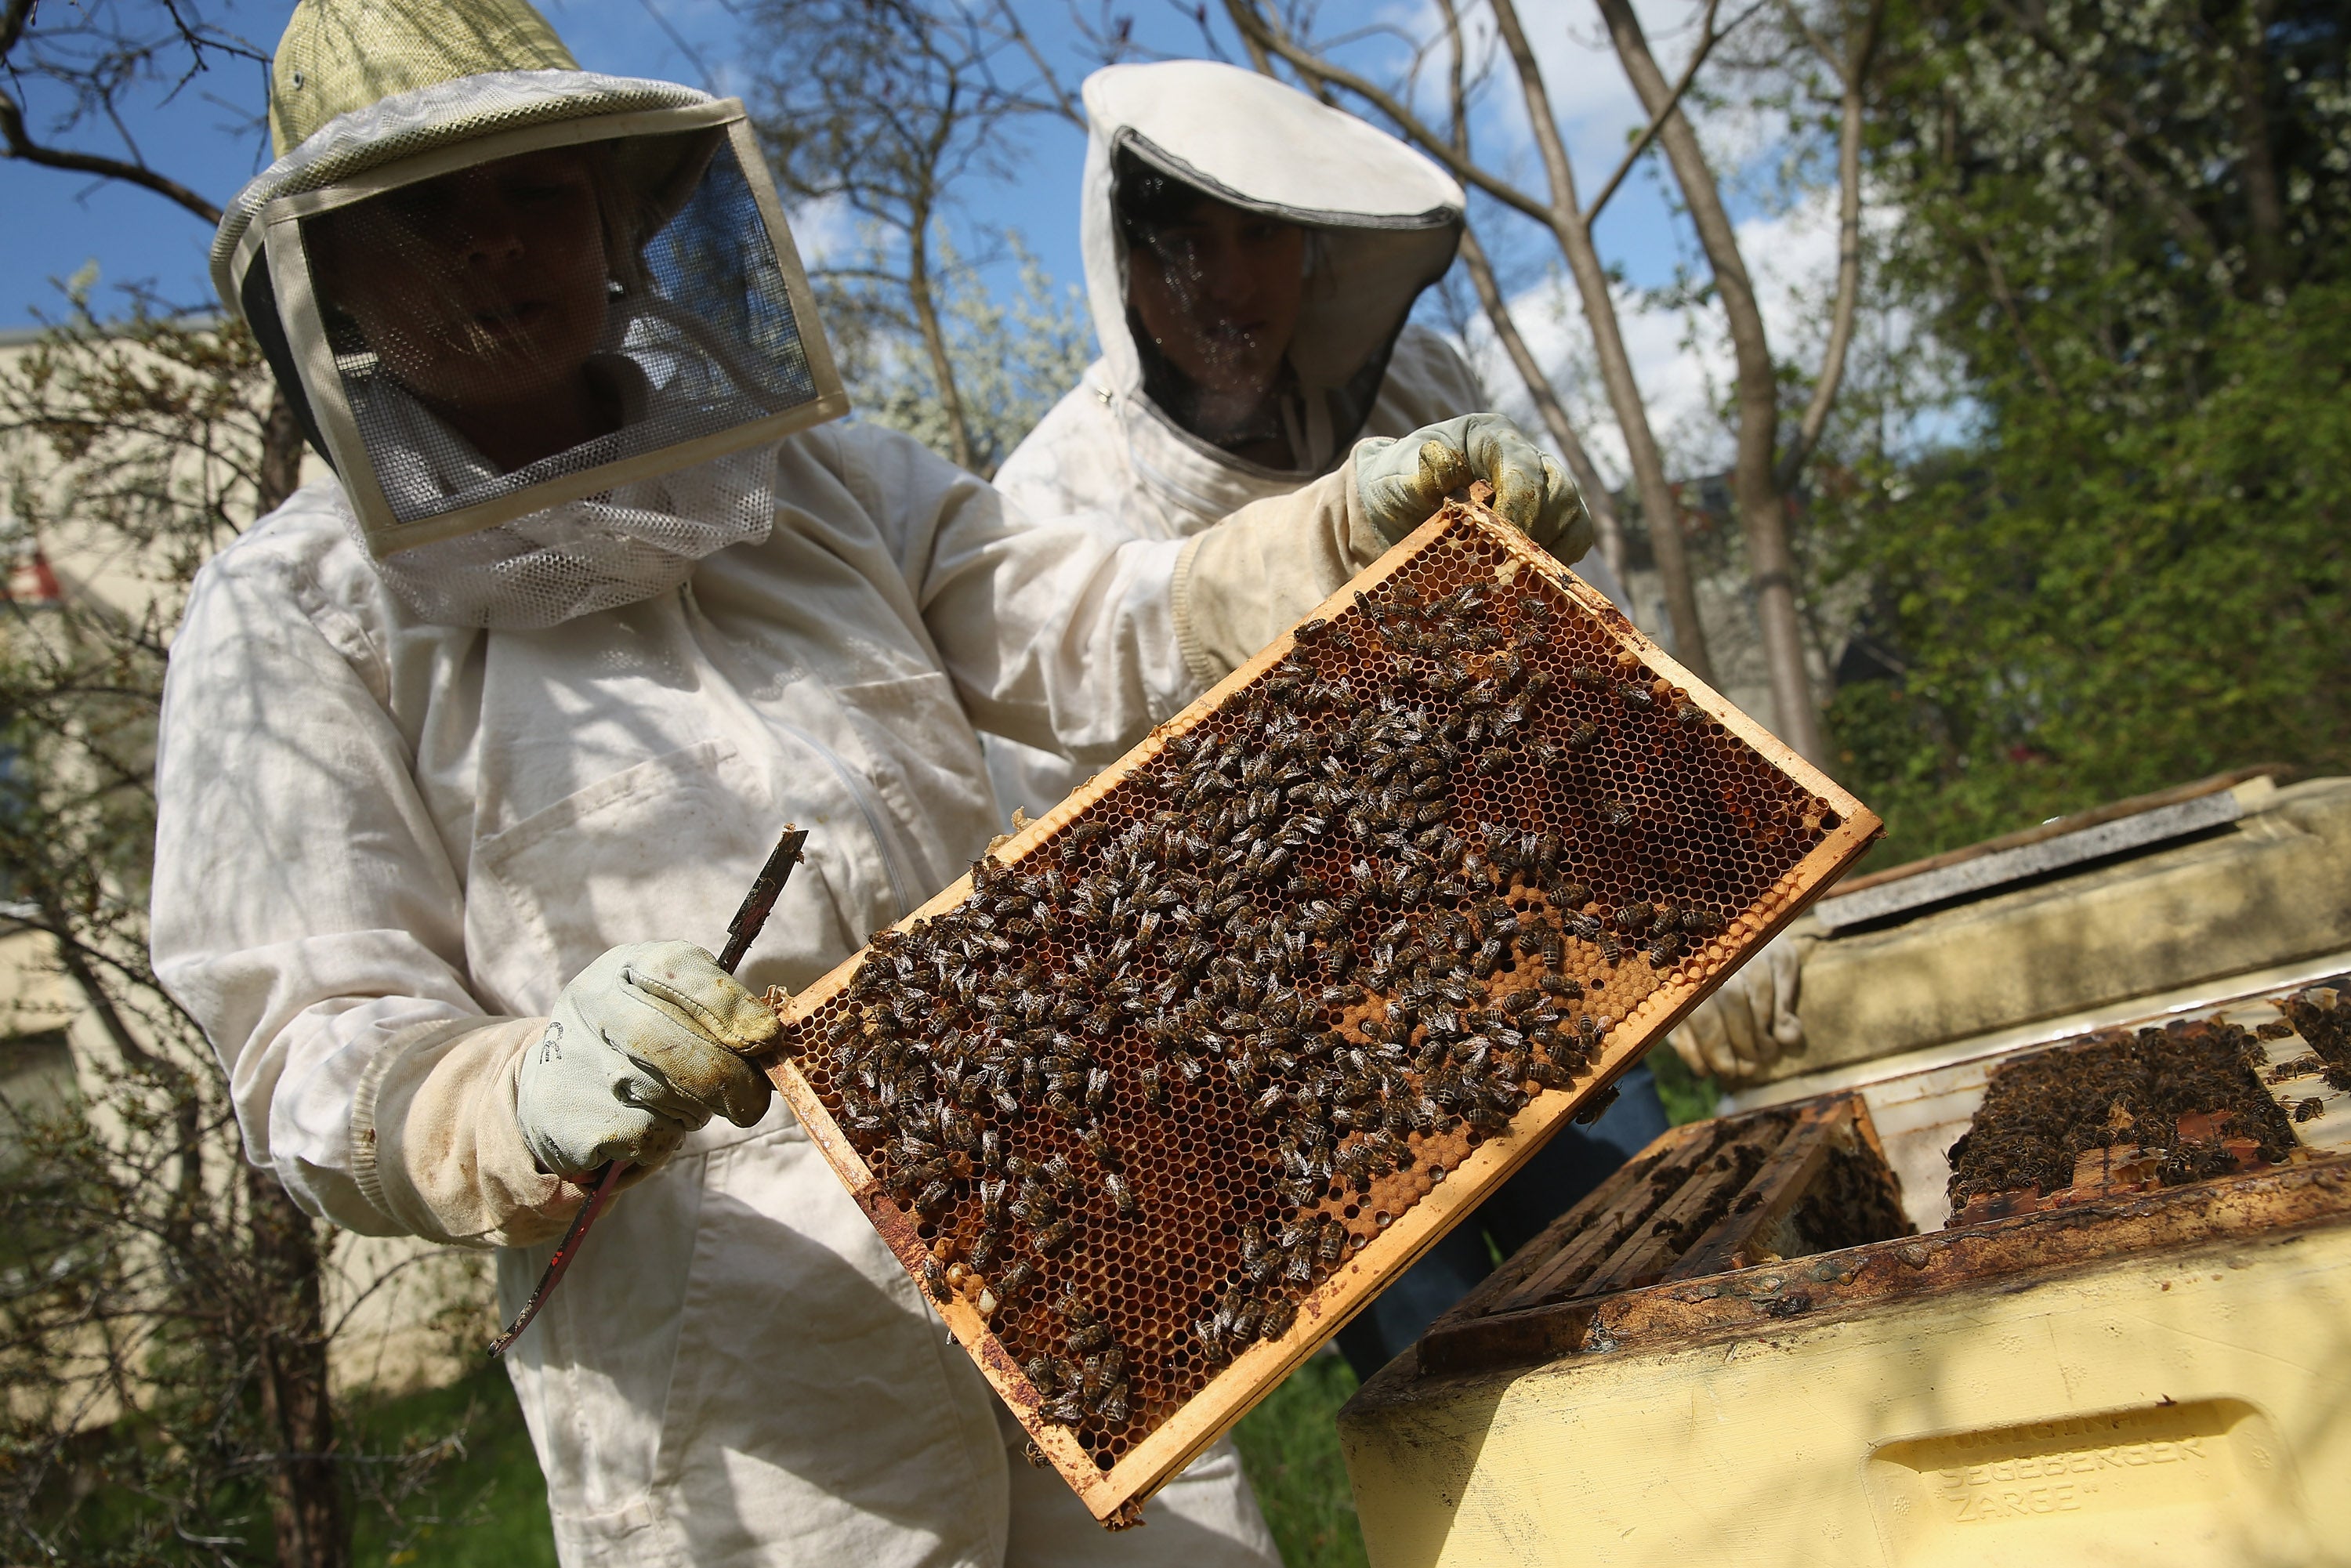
[761,499,1879,1524]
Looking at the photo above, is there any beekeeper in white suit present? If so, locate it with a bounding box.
[149,3,1591,1565]
[980,60,1665,1384]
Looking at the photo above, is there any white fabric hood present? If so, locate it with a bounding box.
[1078,61,1465,475]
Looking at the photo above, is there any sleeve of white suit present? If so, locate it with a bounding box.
[871,429,1415,764]
[150,518,577,1245]
[884,433,1377,755]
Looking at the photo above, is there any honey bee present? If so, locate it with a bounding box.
[1034,1218,1075,1254]
[1066,1318,1112,1356]
[921,1257,951,1303]
[1103,1171,1139,1217]
[969,1228,1002,1271]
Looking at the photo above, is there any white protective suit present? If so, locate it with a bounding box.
[984,61,1631,823]
[143,4,1454,1561]
[153,425,1303,1566]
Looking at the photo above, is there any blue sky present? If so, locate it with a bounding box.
[4,1,1704,319]
[5,1,1848,481]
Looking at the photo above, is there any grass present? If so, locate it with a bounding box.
[346,1367,556,1568]
[353,1353,1371,1567]
[1230,1349,1370,1568]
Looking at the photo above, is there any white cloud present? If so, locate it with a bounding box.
[784,194,860,271]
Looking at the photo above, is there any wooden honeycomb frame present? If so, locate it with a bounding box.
[762,500,1879,1524]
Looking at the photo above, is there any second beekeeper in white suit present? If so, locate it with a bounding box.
[149,3,1591,1566]
[980,61,1666,1381]
[984,60,1632,823]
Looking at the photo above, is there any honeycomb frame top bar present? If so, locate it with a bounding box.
[760,499,1879,1525]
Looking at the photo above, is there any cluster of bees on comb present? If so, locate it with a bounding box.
[784,531,1831,1468]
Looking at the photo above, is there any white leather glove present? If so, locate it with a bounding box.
[1354,413,1594,560]
[515,941,777,1176]
[1668,928,1814,1085]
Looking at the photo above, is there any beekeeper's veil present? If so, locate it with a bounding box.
[213,0,846,628]
[1081,62,1464,478]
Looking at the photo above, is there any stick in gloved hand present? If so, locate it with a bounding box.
[489,827,805,1356]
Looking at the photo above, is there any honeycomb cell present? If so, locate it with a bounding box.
[773,515,1840,1487]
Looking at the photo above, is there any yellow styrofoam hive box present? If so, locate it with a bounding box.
[1342,1211,2349,1566]
[1339,980,2351,1567]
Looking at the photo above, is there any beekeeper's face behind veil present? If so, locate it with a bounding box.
[213,0,846,629]
[1118,158,1309,468]
[306,146,619,469]
[1083,61,1465,480]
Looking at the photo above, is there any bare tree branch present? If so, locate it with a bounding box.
[1480,0,1719,681]
[1585,0,1771,226]
[1422,0,1630,581]
[1777,0,1884,490]
[0,0,253,226]
[0,92,224,224]
[1592,0,1824,758]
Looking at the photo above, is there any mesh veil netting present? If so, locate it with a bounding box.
[357,425,776,630]
[298,125,814,628]
[1113,148,1388,476]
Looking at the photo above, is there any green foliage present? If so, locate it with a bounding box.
[1231,1352,1370,1568]
[1873,0,2350,384]
[1818,0,2351,864]
[842,234,1096,478]
[1825,282,2351,864]
[1648,1046,1723,1127]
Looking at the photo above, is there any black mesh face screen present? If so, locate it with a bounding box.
[1113,144,1389,473]
[298,129,818,529]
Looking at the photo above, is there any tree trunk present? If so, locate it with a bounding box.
[904,205,979,474]
[1777,0,1883,490]
[1592,0,1824,761]
[1486,0,1718,685]
[1457,231,1631,585]
[258,390,306,515]
[2230,0,2286,296]
[246,1162,350,1568]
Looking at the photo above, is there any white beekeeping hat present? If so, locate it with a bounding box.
[212,0,848,626]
